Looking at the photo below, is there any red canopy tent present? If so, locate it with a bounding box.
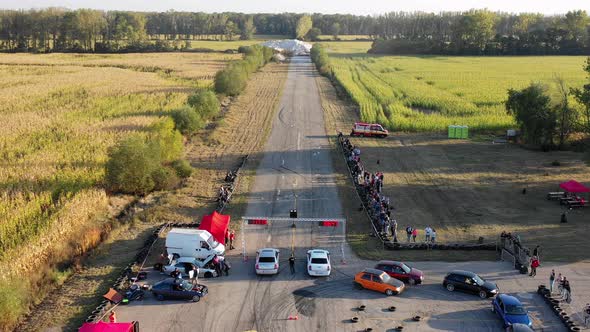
[559,180,590,193]
[79,321,137,332]
[199,211,230,245]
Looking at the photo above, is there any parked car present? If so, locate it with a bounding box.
[443,270,499,299]
[350,122,388,138]
[354,268,405,296]
[492,294,533,328]
[256,248,280,275]
[374,260,424,285]
[151,278,208,302]
[163,257,218,278]
[307,249,331,276]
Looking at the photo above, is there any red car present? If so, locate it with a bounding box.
[374,260,424,285]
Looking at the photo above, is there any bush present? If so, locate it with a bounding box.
[152,166,179,191]
[105,136,158,195]
[214,46,273,96]
[148,118,183,163]
[172,107,203,135]
[187,89,220,120]
[171,159,193,178]
[0,278,28,330]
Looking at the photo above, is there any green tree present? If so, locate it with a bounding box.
[105,136,158,195]
[187,89,220,119]
[554,76,575,148]
[240,16,256,40]
[224,20,238,40]
[571,57,590,134]
[456,9,497,52]
[563,10,589,43]
[330,22,341,40]
[308,27,322,41]
[506,83,556,147]
[295,15,313,40]
[171,107,203,135]
[148,118,183,163]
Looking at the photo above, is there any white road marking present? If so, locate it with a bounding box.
[277,189,281,196]
[297,132,301,151]
[266,234,272,243]
[282,159,285,166]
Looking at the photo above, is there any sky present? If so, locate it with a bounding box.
[1,0,589,15]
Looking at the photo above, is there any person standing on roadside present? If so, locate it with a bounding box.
[549,269,556,293]
[289,254,295,274]
[229,230,236,250]
[529,256,539,277]
[563,277,572,303]
[431,229,437,243]
[412,228,418,242]
[406,225,413,242]
[533,245,540,261]
[425,226,432,243]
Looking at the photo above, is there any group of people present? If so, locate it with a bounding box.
[549,269,573,303]
[218,185,231,204]
[341,135,395,239]
[211,254,231,277]
[340,134,443,244]
[403,225,437,243]
[225,228,236,250]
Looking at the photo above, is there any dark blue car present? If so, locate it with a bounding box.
[151,278,208,302]
[491,294,532,328]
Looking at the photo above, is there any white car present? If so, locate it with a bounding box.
[255,248,280,275]
[307,249,331,276]
[163,257,218,278]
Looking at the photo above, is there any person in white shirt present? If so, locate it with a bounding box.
[425,226,432,242]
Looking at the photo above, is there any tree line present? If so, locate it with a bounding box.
[369,9,590,55]
[1,8,589,54]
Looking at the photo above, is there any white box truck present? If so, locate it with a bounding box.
[165,228,225,259]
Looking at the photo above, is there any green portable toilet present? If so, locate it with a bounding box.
[448,125,456,138]
[461,125,469,138]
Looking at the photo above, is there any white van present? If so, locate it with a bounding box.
[165,228,225,259]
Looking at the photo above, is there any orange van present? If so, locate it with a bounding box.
[354,268,405,296]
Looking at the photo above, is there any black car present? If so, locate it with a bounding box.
[442,270,498,299]
[151,278,208,302]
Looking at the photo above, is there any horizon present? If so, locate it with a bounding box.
[1,0,590,16]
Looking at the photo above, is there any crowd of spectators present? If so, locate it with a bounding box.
[340,133,397,241]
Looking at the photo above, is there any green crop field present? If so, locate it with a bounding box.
[329,55,588,132]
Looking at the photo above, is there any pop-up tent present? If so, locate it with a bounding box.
[199,211,230,245]
[559,180,590,193]
[79,321,138,332]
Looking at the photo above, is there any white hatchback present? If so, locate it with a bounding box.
[255,248,280,275]
[307,249,331,276]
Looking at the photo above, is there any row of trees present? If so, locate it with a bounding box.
[214,45,274,96]
[2,8,589,54]
[370,9,590,55]
[507,58,590,149]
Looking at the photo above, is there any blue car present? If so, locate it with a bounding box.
[491,294,533,328]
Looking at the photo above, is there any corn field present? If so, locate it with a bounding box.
[330,55,588,132]
[0,52,237,258]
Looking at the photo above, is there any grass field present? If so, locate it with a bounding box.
[316,63,590,263]
[0,52,240,271]
[327,55,588,132]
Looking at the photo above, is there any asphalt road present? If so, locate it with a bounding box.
[115,57,566,332]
